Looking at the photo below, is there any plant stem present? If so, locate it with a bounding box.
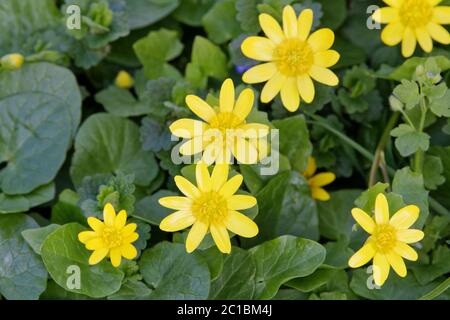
[368,112,400,187]
[419,277,450,300]
[413,91,428,174]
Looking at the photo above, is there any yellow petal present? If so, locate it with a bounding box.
[280,77,300,112]
[308,66,339,86]
[372,7,399,23]
[389,205,420,230]
[115,210,127,229]
[169,119,207,138]
[124,232,139,243]
[239,123,269,138]
[211,163,229,191]
[393,241,418,261]
[242,63,277,84]
[297,74,315,103]
[225,210,259,238]
[261,72,287,103]
[185,95,216,122]
[110,247,122,267]
[348,241,376,268]
[196,162,212,192]
[401,28,417,57]
[220,78,235,113]
[302,156,316,178]
[427,0,443,6]
[175,176,201,198]
[433,7,450,24]
[121,224,137,237]
[311,187,330,201]
[233,88,254,120]
[381,22,404,46]
[202,140,221,165]
[158,196,192,210]
[87,217,104,232]
[160,211,196,232]
[308,28,335,52]
[427,22,450,44]
[297,9,313,41]
[186,221,208,253]
[373,253,390,286]
[78,231,98,244]
[308,172,335,187]
[396,229,425,243]
[383,0,401,7]
[241,36,275,61]
[210,223,231,254]
[86,238,105,250]
[282,5,297,38]
[179,136,205,155]
[120,244,137,260]
[386,251,407,277]
[416,27,433,53]
[351,208,376,234]
[103,203,116,226]
[313,50,340,68]
[232,137,259,164]
[259,13,284,43]
[88,248,109,265]
[219,175,243,198]
[375,193,390,224]
[227,195,257,210]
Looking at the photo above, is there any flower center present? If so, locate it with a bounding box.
[372,224,397,252]
[209,112,243,132]
[102,226,123,248]
[399,0,433,28]
[273,39,313,76]
[192,191,228,223]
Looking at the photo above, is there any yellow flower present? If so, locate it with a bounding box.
[348,193,424,286]
[78,203,139,267]
[372,0,450,57]
[159,162,259,254]
[170,78,269,164]
[1,53,24,70]
[241,6,340,112]
[302,157,335,201]
[115,70,134,89]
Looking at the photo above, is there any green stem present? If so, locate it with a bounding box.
[419,277,450,300]
[413,91,428,174]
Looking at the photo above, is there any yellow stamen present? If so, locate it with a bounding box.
[399,0,432,28]
[273,39,313,76]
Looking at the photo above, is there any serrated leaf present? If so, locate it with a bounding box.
[391,124,430,157]
[429,90,450,117]
[393,80,420,110]
[423,155,445,190]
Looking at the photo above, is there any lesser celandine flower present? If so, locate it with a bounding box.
[241,6,340,112]
[348,193,424,286]
[78,203,139,267]
[159,162,259,254]
[0,53,24,70]
[170,78,269,164]
[372,0,450,57]
[302,157,335,201]
[115,70,134,89]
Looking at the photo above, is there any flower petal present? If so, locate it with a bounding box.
[233,88,254,120]
[242,63,277,84]
[297,8,313,41]
[283,5,297,38]
[115,210,127,229]
[280,77,300,112]
[87,217,104,232]
[175,176,201,198]
[375,193,390,224]
[427,22,450,44]
[308,172,335,187]
[389,205,420,230]
[225,210,259,238]
[307,28,335,52]
[88,248,109,265]
[110,247,122,267]
[103,203,116,226]
[372,7,399,23]
[227,195,257,210]
[160,211,196,232]
[311,187,330,201]
[169,119,207,138]
[401,28,417,57]
[120,244,137,260]
[386,251,407,277]
[308,66,339,86]
[159,196,192,210]
[86,238,105,250]
[416,27,433,53]
[239,123,269,138]
[297,74,315,103]
[393,241,418,261]
[261,72,287,103]
[373,253,390,286]
[396,229,425,243]
[433,7,450,24]
[383,0,401,7]
[351,208,376,234]
[78,231,98,244]
[185,95,216,122]
[124,232,139,243]
[259,13,284,43]
[211,163,229,191]
[313,50,340,68]
[381,22,404,46]
[232,137,259,164]
[241,36,275,61]
[219,175,243,198]
[186,221,208,253]
[210,223,231,254]
[196,162,212,192]
[302,157,316,178]
[121,224,137,237]
[179,136,206,156]
[220,78,235,113]
[348,241,376,268]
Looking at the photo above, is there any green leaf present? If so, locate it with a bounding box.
[0,214,47,299]
[428,146,450,208]
[139,241,210,299]
[236,0,261,33]
[202,0,243,44]
[392,167,429,228]
[249,235,326,299]
[391,124,430,157]
[22,224,60,255]
[140,117,172,152]
[133,28,183,79]
[0,183,55,214]
[108,279,152,300]
[126,0,180,29]
[412,245,450,285]
[393,80,420,110]
[315,0,346,29]
[286,268,339,293]
[0,93,72,194]
[173,0,215,26]
[196,246,223,281]
[387,56,450,81]
[70,113,158,187]
[41,223,124,298]
[354,182,389,213]
[95,86,152,117]
[209,247,256,299]
[272,115,312,172]
[429,90,450,117]
[423,155,445,190]
[134,189,178,225]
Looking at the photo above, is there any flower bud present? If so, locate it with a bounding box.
[1,53,24,70]
[415,64,425,77]
[115,70,134,89]
[389,95,403,112]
